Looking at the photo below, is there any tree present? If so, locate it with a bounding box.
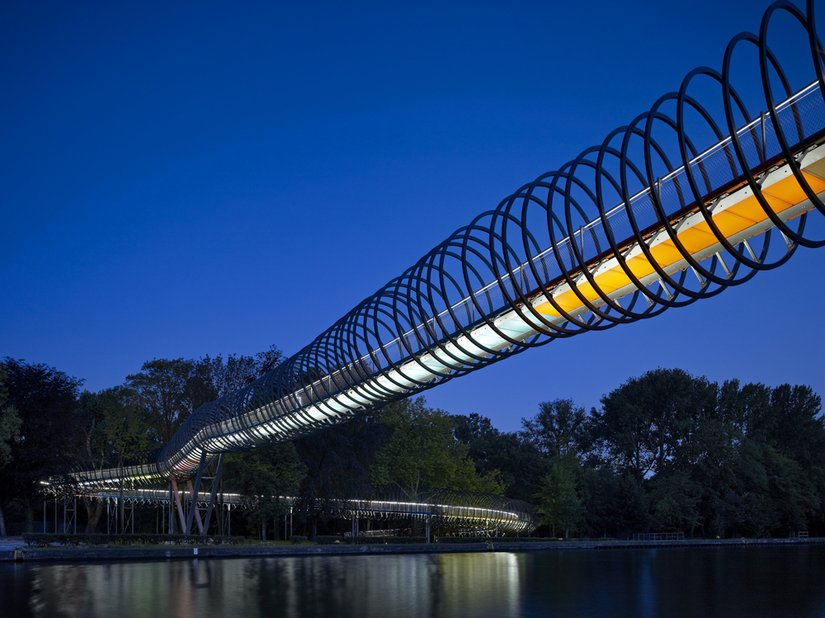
[160,346,285,427]
[578,465,620,537]
[610,473,650,536]
[188,351,281,409]
[0,367,21,470]
[699,381,825,537]
[76,387,152,532]
[0,359,82,532]
[593,369,715,481]
[371,398,502,501]
[126,359,197,444]
[452,412,544,502]
[255,345,285,377]
[225,442,306,540]
[452,413,500,471]
[683,378,763,537]
[536,455,584,538]
[293,410,389,538]
[649,470,702,534]
[0,367,21,535]
[522,399,589,460]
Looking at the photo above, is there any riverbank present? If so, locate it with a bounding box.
[2,535,824,563]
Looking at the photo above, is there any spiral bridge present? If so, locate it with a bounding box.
[70,0,825,503]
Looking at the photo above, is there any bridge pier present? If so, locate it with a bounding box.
[169,451,225,537]
[41,495,78,534]
[184,451,208,535]
[202,453,224,534]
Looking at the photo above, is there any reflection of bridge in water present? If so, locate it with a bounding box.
[59,2,825,535]
[19,553,526,617]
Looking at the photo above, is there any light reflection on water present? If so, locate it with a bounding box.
[2,546,825,617]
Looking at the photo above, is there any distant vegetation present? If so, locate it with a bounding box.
[1,351,824,540]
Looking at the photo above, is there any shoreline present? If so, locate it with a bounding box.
[2,536,824,563]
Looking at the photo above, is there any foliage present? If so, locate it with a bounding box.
[0,367,21,470]
[189,347,283,407]
[75,386,155,532]
[78,386,153,469]
[123,348,284,446]
[535,455,584,538]
[453,412,544,502]
[592,369,716,481]
[649,470,702,533]
[296,411,386,508]
[0,358,83,531]
[4,347,825,541]
[522,399,589,459]
[224,441,306,537]
[126,359,197,444]
[371,398,502,500]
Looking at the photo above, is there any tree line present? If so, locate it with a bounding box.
[1,352,823,539]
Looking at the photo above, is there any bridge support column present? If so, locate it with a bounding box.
[172,451,225,537]
[171,477,187,533]
[168,480,176,534]
[184,451,208,535]
[185,480,205,535]
[202,453,224,536]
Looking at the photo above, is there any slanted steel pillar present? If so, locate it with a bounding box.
[168,480,176,534]
[185,480,205,535]
[185,450,208,535]
[171,477,187,533]
[202,453,224,536]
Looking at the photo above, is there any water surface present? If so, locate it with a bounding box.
[1,545,823,617]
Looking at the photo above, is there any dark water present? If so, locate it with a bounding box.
[2,545,824,617]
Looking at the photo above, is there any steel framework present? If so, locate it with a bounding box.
[68,2,825,506]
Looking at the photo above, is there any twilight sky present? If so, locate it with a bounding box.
[2,0,824,433]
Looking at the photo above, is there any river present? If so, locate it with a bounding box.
[1,545,823,617]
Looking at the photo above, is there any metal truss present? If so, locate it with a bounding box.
[67,0,825,487]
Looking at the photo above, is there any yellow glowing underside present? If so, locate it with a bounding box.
[535,169,825,317]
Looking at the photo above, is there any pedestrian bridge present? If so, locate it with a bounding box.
[59,1,825,534]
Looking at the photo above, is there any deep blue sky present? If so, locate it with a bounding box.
[3,0,824,433]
